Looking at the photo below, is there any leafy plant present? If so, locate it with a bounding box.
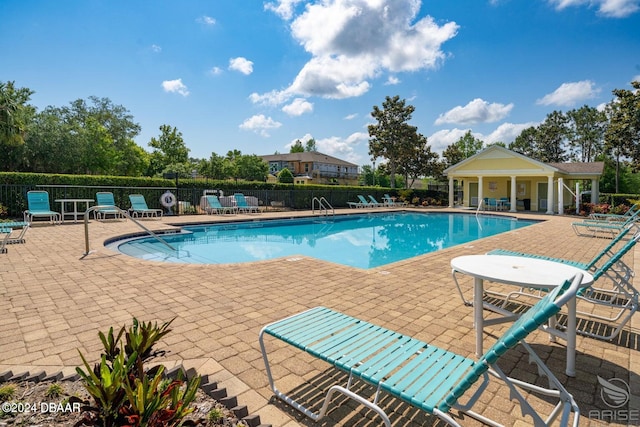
[207,408,224,423]
[75,317,201,427]
[0,383,16,401]
[45,382,65,398]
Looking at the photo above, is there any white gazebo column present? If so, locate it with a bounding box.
[510,176,517,212]
[478,176,483,209]
[448,176,454,208]
[591,179,599,204]
[547,175,554,214]
[557,177,564,215]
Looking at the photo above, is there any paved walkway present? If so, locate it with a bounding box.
[0,208,638,426]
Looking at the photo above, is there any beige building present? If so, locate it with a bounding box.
[261,152,360,185]
[443,145,604,213]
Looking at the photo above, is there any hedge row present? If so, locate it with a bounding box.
[0,172,448,218]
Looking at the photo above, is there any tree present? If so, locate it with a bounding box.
[605,81,640,193]
[22,96,147,175]
[0,81,35,171]
[148,125,190,176]
[236,154,268,181]
[198,152,226,179]
[368,95,418,188]
[535,110,569,163]
[397,133,440,188]
[566,105,606,162]
[442,131,484,167]
[277,167,294,183]
[290,140,304,153]
[305,138,317,152]
[509,126,538,158]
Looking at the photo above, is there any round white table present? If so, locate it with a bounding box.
[451,254,594,376]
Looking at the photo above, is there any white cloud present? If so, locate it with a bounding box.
[385,76,401,85]
[435,98,513,125]
[151,44,162,53]
[254,0,459,103]
[632,74,640,83]
[428,128,474,153]
[548,0,639,17]
[196,15,216,25]
[282,98,314,116]
[161,79,189,96]
[239,114,282,137]
[249,89,292,106]
[264,0,305,20]
[344,113,358,120]
[315,132,370,164]
[428,122,539,154]
[536,80,600,107]
[209,66,223,76]
[229,57,254,75]
[483,122,539,145]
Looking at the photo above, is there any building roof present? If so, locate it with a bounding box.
[260,151,358,167]
[548,162,604,175]
[443,145,604,178]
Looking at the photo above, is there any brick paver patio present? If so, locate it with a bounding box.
[0,208,638,426]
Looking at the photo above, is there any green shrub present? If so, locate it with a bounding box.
[76,317,202,427]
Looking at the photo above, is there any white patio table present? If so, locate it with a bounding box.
[55,198,94,223]
[450,254,594,376]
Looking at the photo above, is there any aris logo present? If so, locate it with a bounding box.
[597,375,630,408]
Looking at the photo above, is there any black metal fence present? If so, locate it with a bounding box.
[0,183,452,219]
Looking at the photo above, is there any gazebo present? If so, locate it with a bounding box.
[443,145,604,214]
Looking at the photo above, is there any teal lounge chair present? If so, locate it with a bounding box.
[0,221,29,243]
[589,203,639,221]
[482,227,639,341]
[128,194,162,219]
[572,209,639,237]
[205,195,237,215]
[233,193,260,213]
[357,194,375,208]
[260,274,582,427]
[383,193,407,207]
[367,195,384,207]
[347,197,367,208]
[95,192,124,221]
[23,190,61,225]
[0,227,11,254]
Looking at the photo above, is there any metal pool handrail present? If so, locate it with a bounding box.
[82,205,175,258]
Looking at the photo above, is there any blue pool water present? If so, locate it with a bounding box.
[113,212,538,269]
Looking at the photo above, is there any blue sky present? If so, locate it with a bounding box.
[2,0,639,167]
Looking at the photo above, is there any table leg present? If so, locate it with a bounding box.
[60,202,66,224]
[474,277,484,357]
[565,297,577,377]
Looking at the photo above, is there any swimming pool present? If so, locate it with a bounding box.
[112,212,537,269]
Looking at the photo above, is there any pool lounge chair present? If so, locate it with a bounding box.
[260,274,582,427]
[233,193,260,213]
[204,195,237,215]
[572,210,639,237]
[367,195,384,207]
[357,194,375,208]
[0,227,11,254]
[482,227,639,341]
[128,194,163,219]
[589,203,639,222]
[23,190,61,225]
[383,194,407,207]
[0,221,29,243]
[95,192,125,221]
